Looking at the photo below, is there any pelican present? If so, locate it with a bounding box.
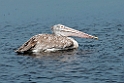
[15,24,98,53]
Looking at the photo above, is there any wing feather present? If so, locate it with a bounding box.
[15,35,40,53]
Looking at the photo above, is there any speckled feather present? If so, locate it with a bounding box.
[15,34,74,53]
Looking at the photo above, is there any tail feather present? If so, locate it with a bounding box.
[15,37,37,53]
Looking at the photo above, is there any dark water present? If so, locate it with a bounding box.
[0,0,124,83]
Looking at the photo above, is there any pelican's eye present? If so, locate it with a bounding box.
[60,25,64,28]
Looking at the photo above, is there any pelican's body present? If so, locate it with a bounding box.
[16,24,98,53]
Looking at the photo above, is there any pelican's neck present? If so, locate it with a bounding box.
[67,37,79,48]
[52,31,63,36]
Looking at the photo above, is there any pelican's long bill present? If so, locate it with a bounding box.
[52,24,98,39]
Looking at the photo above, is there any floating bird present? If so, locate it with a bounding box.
[15,24,98,53]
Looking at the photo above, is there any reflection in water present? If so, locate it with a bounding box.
[16,49,93,61]
[14,48,97,83]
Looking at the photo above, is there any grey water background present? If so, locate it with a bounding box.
[0,0,124,83]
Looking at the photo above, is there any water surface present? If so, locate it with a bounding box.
[0,0,124,83]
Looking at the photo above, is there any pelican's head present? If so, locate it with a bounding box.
[51,24,98,39]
